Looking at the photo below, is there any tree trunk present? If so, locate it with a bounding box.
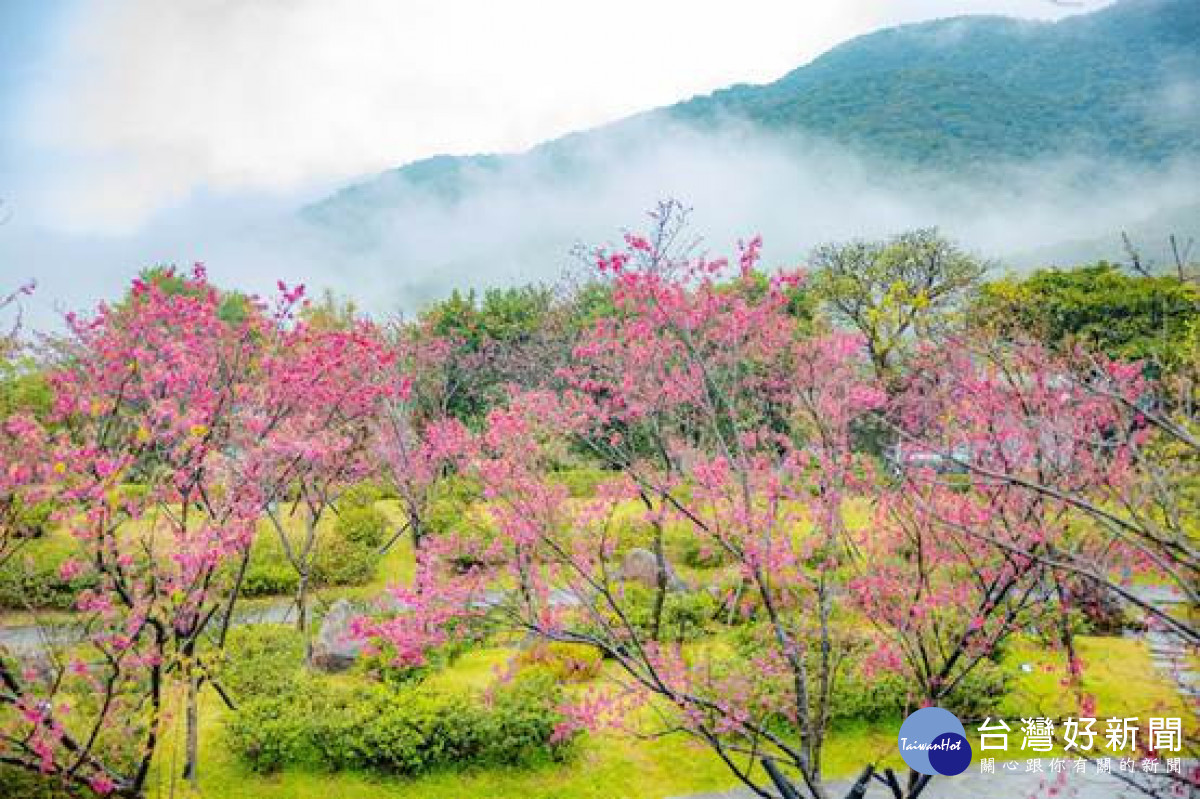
[182,672,200,790]
[642,492,667,643]
[296,569,311,661]
[1055,579,1082,696]
[651,530,667,642]
[408,506,425,554]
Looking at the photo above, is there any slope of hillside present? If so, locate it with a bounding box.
[674,0,1199,165]
[309,0,1198,226]
[302,0,1199,278]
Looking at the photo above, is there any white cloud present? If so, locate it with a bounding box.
[7,113,1194,334]
[12,0,1108,232]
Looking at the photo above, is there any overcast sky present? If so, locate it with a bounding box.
[0,0,1112,235]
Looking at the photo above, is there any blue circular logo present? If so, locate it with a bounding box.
[897,707,972,776]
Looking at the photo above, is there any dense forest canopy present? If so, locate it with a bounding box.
[675,0,1200,166]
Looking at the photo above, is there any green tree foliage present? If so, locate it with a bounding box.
[424,285,553,348]
[974,262,1200,366]
[809,228,986,380]
[673,0,1199,167]
[122,266,251,324]
[727,269,818,331]
[412,270,817,428]
[0,356,51,420]
[301,288,360,330]
[417,285,556,424]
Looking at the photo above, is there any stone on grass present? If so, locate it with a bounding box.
[312,598,362,672]
[618,547,687,591]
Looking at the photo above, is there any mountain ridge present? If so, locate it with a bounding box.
[304,0,1199,253]
[669,0,1199,165]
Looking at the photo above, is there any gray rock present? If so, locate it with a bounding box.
[618,547,687,591]
[311,598,362,672]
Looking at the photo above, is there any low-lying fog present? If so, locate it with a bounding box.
[3,119,1197,326]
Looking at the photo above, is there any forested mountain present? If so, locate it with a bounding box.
[673,0,1199,165]
[308,0,1198,227]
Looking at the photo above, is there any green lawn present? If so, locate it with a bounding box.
[0,498,415,625]
[142,633,1191,799]
[4,491,1194,798]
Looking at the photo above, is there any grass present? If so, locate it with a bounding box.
[366,500,417,588]
[127,631,1192,799]
[5,487,1194,797]
[174,704,741,799]
[1000,636,1193,721]
[147,644,745,799]
[0,498,413,624]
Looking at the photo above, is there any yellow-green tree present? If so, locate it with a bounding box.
[809,228,986,382]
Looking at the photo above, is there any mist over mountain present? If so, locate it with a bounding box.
[5,0,1197,325]
[295,0,1198,310]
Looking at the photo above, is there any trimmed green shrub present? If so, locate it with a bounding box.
[340,482,393,508]
[829,659,1010,723]
[626,586,715,642]
[668,530,733,568]
[225,678,325,773]
[940,660,1012,721]
[584,584,716,645]
[240,563,299,597]
[425,475,484,536]
[0,551,95,610]
[355,631,479,690]
[6,495,54,539]
[225,670,575,776]
[216,624,305,702]
[356,646,434,690]
[479,671,574,764]
[728,623,1012,726]
[0,766,82,798]
[312,534,376,586]
[826,669,913,723]
[241,510,380,599]
[338,687,487,774]
[334,504,389,548]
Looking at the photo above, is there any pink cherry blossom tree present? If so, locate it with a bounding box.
[1,280,43,569]
[369,210,894,799]
[0,268,398,794]
[885,339,1198,797]
[373,324,472,555]
[256,317,397,653]
[0,268,271,794]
